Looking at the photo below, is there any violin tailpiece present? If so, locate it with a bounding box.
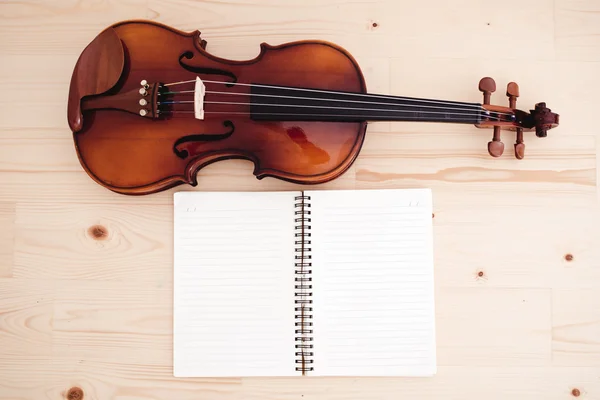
[81,79,161,119]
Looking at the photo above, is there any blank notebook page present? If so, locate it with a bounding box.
[307,188,436,376]
[173,191,297,377]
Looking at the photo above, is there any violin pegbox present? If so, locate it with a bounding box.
[476,77,559,160]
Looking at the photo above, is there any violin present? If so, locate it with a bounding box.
[68,20,559,195]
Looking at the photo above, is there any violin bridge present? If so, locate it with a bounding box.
[194,76,206,120]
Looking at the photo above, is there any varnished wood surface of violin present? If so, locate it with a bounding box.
[69,20,558,195]
[70,20,367,195]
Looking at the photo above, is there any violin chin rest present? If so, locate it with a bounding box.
[67,27,125,133]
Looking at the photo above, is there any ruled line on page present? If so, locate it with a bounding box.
[173,191,300,377]
[306,188,436,377]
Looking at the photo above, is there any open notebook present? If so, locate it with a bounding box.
[173,188,436,377]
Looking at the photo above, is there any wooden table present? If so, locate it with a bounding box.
[1,1,599,399]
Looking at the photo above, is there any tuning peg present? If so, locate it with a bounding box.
[514,128,525,159]
[505,82,524,158]
[479,77,496,105]
[488,126,504,157]
[506,82,519,108]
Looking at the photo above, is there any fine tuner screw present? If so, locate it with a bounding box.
[478,77,525,159]
[139,79,149,96]
[139,80,150,116]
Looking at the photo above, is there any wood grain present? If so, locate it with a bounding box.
[354,131,597,208]
[1,0,600,399]
[0,204,15,277]
[432,204,600,290]
[556,0,600,61]
[243,367,600,400]
[552,289,600,366]
[435,287,551,366]
[14,203,173,282]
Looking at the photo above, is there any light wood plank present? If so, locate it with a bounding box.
[0,355,54,400]
[147,0,554,60]
[13,203,173,282]
[2,365,597,399]
[0,279,54,357]
[436,287,551,366]
[0,356,241,400]
[0,55,74,130]
[0,0,149,55]
[431,204,600,289]
[0,203,15,277]
[556,0,600,61]
[0,139,79,173]
[553,289,600,366]
[52,280,172,363]
[552,61,600,136]
[243,367,599,399]
[354,131,597,207]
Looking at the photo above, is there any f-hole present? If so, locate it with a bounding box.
[173,120,235,159]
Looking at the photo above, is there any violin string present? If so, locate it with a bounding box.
[158,110,483,120]
[159,89,511,116]
[157,99,492,119]
[157,110,504,121]
[162,79,490,110]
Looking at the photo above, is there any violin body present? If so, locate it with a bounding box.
[68,20,367,195]
[68,20,559,195]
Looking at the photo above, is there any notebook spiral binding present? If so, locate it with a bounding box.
[294,194,313,373]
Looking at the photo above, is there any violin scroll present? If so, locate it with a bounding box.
[532,102,556,138]
[476,77,559,159]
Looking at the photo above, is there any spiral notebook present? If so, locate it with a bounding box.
[173,188,436,377]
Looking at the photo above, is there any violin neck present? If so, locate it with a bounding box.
[249,84,484,125]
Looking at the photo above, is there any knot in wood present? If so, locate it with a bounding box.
[88,225,108,240]
[67,387,84,400]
